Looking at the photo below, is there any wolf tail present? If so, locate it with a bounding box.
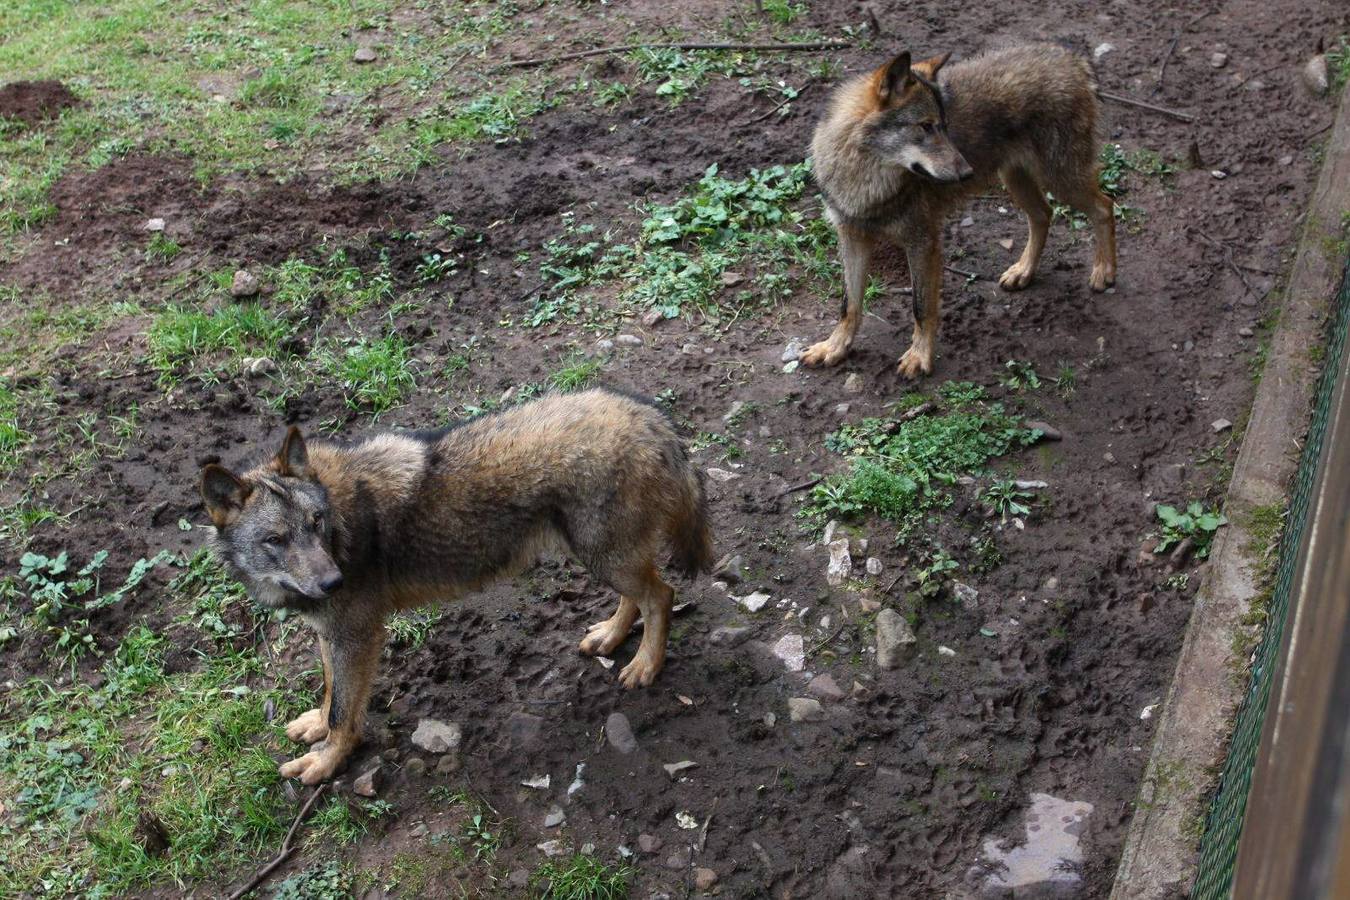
[669,449,714,578]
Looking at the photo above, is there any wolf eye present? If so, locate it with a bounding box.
[920,122,936,135]
[264,534,286,547]
[311,512,323,529]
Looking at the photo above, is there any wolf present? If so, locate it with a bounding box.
[801,44,1116,378]
[200,388,713,784]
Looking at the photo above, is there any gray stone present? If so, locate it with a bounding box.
[876,609,916,670]
[606,712,639,754]
[1302,53,1329,96]
[826,538,852,586]
[706,467,740,483]
[537,839,567,857]
[1212,418,1233,433]
[694,867,718,891]
[953,582,979,611]
[1210,51,1228,68]
[544,806,566,828]
[405,757,426,776]
[833,402,851,417]
[737,591,771,613]
[411,719,461,754]
[807,673,846,702]
[1014,479,1048,490]
[713,553,745,583]
[638,833,663,855]
[708,625,751,647]
[663,760,698,779]
[641,308,664,327]
[435,753,460,776]
[230,269,259,298]
[843,372,864,394]
[788,697,825,722]
[615,333,643,347]
[593,338,614,354]
[353,764,382,798]
[1093,42,1115,61]
[865,557,883,576]
[771,633,805,672]
[353,46,378,63]
[143,217,165,232]
[781,340,805,363]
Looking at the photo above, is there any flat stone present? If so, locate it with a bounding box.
[1212,418,1233,433]
[614,333,643,347]
[781,340,805,363]
[405,757,426,776]
[826,538,852,586]
[411,719,461,754]
[876,609,916,670]
[435,753,460,776]
[771,633,805,672]
[606,712,639,754]
[1093,42,1115,61]
[638,833,663,855]
[665,846,692,870]
[1210,51,1228,68]
[543,806,566,828]
[694,867,718,891]
[641,307,664,327]
[663,760,698,779]
[807,673,846,702]
[143,217,165,232]
[737,591,771,613]
[713,553,745,583]
[865,557,883,576]
[708,625,752,647]
[788,697,825,722]
[353,46,378,63]
[843,372,863,393]
[706,467,740,483]
[537,839,567,857]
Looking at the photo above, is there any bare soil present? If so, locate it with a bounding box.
[0,80,80,127]
[2,0,1345,897]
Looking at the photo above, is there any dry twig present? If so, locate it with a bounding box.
[500,40,851,70]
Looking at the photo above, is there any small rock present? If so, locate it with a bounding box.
[960,216,974,227]
[593,339,614,354]
[823,520,842,544]
[405,757,426,777]
[938,645,957,657]
[788,697,825,722]
[411,719,462,754]
[436,753,460,776]
[1093,42,1115,61]
[782,340,805,363]
[876,609,916,670]
[843,372,864,394]
[537,839,567,857]
[834,402,851,416]
[353,46,378,63]
[694,868,718,891]
[782,360,799,373]
[1140,703,1159,721]
[1302,52,1329,96]
[771,633,806,672]
[1044,576,1060,592]
[682,343,701,355]
[706,467,740,483]
[522,774,551,790]
[1209,51,1228,68]
[998,238,1015,251]
[244,356,277,377]
[1014,480,1048,490]
[1211,169,1228,180]
[1243,78,1266,92]
[665,846,693,870]
[758,425,772,438]
[858,596,881,614]
[1278,154,1294,167]
[663,760,699,779]
[230,269,259,298]
[143,217,165,232]
[353,764,382,798]
[638,833,663,855]
[737,591,771,613]
[709,625,752,647]
[1211,418,1233,433]
[826,539,852,586]
[544,806,566,828]
[713,553,745,584]
[808,673,846,702]
[615,333,643,347]
[865,557,883,576]
[953,582,979,611]
[721,271,745,287]
[642,308,664,327]
[1238,326,1254,337]
[606,712,639,754]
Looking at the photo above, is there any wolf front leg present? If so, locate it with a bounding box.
[279,624,385,785]
[284,635,333,745]
[800,223,874,368]
[897,235,942,378]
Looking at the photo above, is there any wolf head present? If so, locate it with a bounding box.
[201,427,343,609]
[863,51,973,184]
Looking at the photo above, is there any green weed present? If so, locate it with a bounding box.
[328,333,415,414]
[981,478,1034,523]
[548,353,603,392]
[147,303,292,383]
[531,853,634,900]
[1155,501,1227,559]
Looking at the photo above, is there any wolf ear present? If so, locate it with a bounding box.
[912,51,951,79]
[275,425,310,478]
[201,465,251,527]
[877,51,914,102]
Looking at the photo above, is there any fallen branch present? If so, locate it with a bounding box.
[777,476,823,498]
[1187,227,1257,296]
[740,81,812,126]
[499,40,851,70]
[944,264,981,281]
[697,796,719,853]
[1099,90,1196,122]
[226,783,330,900]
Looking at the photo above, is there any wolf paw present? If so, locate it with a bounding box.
[618,653,662,689]
[285,708,329,745]
[998,261,1035,291]
[799,339,848,367]
[1089,263,1116,292]
[579,618,630,657]
[279,747,345,785]
[896,346,933,379]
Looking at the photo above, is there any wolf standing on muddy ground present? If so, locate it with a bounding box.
[802,44,1118,377]
[199,388,712,784]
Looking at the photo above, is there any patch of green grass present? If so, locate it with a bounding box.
[327,332,415,414]
[1327,36,1350,92]
[144,232,182,264]
[0,623,304,895]
[803,383,1040,527]
[531,854,634,900]
[761,0,806,25]
[0,381,28,471]
[147,302,293,383]
[387,608,444,651]
[433,83,561,143]
[548,353,603,392]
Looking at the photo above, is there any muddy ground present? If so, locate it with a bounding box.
[2,0,1346,897]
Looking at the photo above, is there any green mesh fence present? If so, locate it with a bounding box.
[1191,259,1350,899]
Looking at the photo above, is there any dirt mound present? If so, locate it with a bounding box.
[0,80,79,126]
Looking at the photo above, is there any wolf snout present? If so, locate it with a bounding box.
[318,571,344,595]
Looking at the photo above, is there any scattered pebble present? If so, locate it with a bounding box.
[953,582,979,611]
[1302,52,1329,96]
[537,839,567,857]
[709,624,752,646]
[543,806,566,828]
[1015,480,1048,490]
[782,340,805,363]
[1140,703,1159,721]
[998,238,1015,251]
[843,372,863,394]
[865,557,883,576]
[353,46,378,64]
[521,774,551,790]
[143,217,165,232]
[1238,326,1254,337]
[675,811,700,830]
[834,402,851,417]
[567,763,586,796]
[1093,42,1115,61]
[807,673,846,702]
[230,269,259,298]
[938,645,957,657]
[1278,154,1294,167]
[788,697,825,722]
[706,467,740,483]
[694,867,719,891]
[405,757,426,777]
[721,271,745,287]
[242,356,277,377]
[736,591,771,613]
[1211,418,1233,433]
[614,333,642,347]
[593,338,614,354]
[960,216,975,227]
[353,764,382,798]
[436,753,460,776]
[638,833,663,855]
[411,718,461,754]
[1209,51,1228,68]
[606,712,639,754]
[642,308,664,327]
[1210,169,1228,180]
[663,760,699,779]
[826,538,852,586]
[783,359,799,374]
[875,609,916,670]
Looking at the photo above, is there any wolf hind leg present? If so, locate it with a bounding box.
[579,594,640,657]
[606,564,674,690]
[998,166,1052,291]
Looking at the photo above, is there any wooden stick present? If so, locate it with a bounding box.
[499,40,851,70]
[740,81,812,126]
[777,476,822,498]
[227,783,330,900]
[1099,90,1196,122]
